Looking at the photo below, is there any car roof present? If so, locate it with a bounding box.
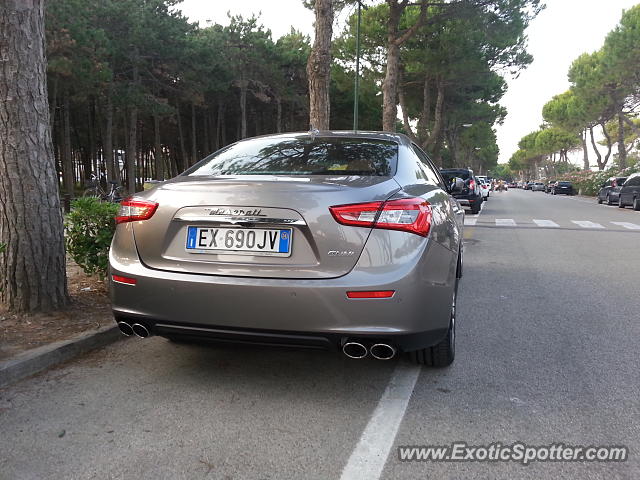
[242,130,413,147]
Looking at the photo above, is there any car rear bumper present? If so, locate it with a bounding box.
[109,230,457,352]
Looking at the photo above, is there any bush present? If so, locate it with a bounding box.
[554,157,640,196]
[65,197,119,278]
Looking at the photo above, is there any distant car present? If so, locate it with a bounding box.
[440,168,483,214]
[551,181,574,195]
[508,182,517,188]
[523,182,533,190]
[597,176,627,205]
[545,181,556,193]
[618,173,640,210]
[531,182,545,192]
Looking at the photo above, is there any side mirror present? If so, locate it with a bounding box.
[449,177,464,194]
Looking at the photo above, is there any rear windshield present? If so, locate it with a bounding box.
[440,169,471,181]
[558,181,571,186]
[183,136,398,176]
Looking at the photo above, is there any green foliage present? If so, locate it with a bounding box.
[65,197,119,278]
[556,157,640,196]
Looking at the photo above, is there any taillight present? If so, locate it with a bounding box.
[346,290,395,299]
[468,179,476,190]
[115,198,158,224]
[112,275,137,285]
[329,197,432,237]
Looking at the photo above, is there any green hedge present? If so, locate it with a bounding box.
[65,197,119,278]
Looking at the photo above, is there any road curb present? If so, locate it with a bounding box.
[0,324,124,388]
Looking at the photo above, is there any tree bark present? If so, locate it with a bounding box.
[617,113,627,169]
[424,77,445,152]
[588,126,603,170]
[175,103,187,172]
[239,79,248,139]
[307,0,333,130]
[417,74,430,143]
[382,0,428,131]
[153,113,164,180]
[0,0,68,312]
[600,121,613,170]
[191,102,197,165]
[581,128,589,171]
[102,86,116,183]
[126,51,139,193]
[276,96,282,133]
[62,92,74,196]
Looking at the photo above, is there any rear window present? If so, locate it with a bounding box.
[558,181,571,186]
[440,169,471,181]
[183,136,398,177]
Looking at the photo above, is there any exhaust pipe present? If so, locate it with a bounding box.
[131,323,150,338]
[117,321,134,336]
[343,342,367,359]
[370,343,396,360]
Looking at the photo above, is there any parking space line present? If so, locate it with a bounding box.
[339,364,421,480]
[571,220,604,229]
[533,219,559,228]
[496,218,517,226]
[611,221,640,230]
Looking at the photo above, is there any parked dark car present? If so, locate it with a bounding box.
[551,181,574,195]
[597,176,627,205]
[440,168,483,214]
[523,182,533,190]
[618,173,640,210]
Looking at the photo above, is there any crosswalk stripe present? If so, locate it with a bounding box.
[532,219,559,227]
[495,218,516,226]
[572,221,604,229]
[464,217,477,226]
[611,221,640,230]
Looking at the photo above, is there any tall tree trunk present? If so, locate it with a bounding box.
[600,121,613,170]
[239,80,248,139]
[276,97,282,133]
[382,0,427,131]
[417,74,430,143]
[588,126,603,170]
[62,93,74,196]
[191,102,197,165]
[215,103,223,150]
[424,77,445,152]
[126,51,139,193]
[176,103,187,172]
[0,0,68,311]
[153,113,164,181]
[307,0,333,130]
[617,113,627,169]
[398,79,416,141]
[102,87,116,183]
[581,128,589,171]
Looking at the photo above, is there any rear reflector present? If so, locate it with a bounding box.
[112,275,137,285]
[330,197,432,236]
[346,290,395,299]
[116,198,159,224]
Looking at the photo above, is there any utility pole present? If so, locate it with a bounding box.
[353,0,361,131]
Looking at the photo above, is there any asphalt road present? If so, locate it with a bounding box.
[1,189,639,480]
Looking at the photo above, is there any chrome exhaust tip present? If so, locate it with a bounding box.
[131,323,150,338]
[117,321,134,336]
[343,342,367,359]
[370,343,396,360]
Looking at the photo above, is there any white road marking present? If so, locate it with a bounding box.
[533,219,559,228]
[464,217,477,226]
[572,221,604,229]
[611,221,640,230]
[340,364,421,480]
[495,218,516,226]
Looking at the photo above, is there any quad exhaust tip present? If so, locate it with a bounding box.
[131,323,150,338]
[117,321,134,336]
[343,342,368,359]
[370,343,396,360]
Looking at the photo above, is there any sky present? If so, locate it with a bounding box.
[177,0,639,165]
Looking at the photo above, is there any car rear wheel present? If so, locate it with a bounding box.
[597,196,603,204]
[408,280,457,367]
[634,198,640,211]
[470,202,481,214]
[619,198,626,208]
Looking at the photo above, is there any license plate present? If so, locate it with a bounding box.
[186,226,292,257]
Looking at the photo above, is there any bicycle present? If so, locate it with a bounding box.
[82,173,125,203]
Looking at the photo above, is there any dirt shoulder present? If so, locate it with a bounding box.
[0,261,114,361]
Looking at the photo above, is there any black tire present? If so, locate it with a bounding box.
[606,194,613,206]
[634,198,640,211]
[409,281,457,367]
[470,201,481,214]
[552,190,556,195]
[597,196,603,204]
[619,197,626,208]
